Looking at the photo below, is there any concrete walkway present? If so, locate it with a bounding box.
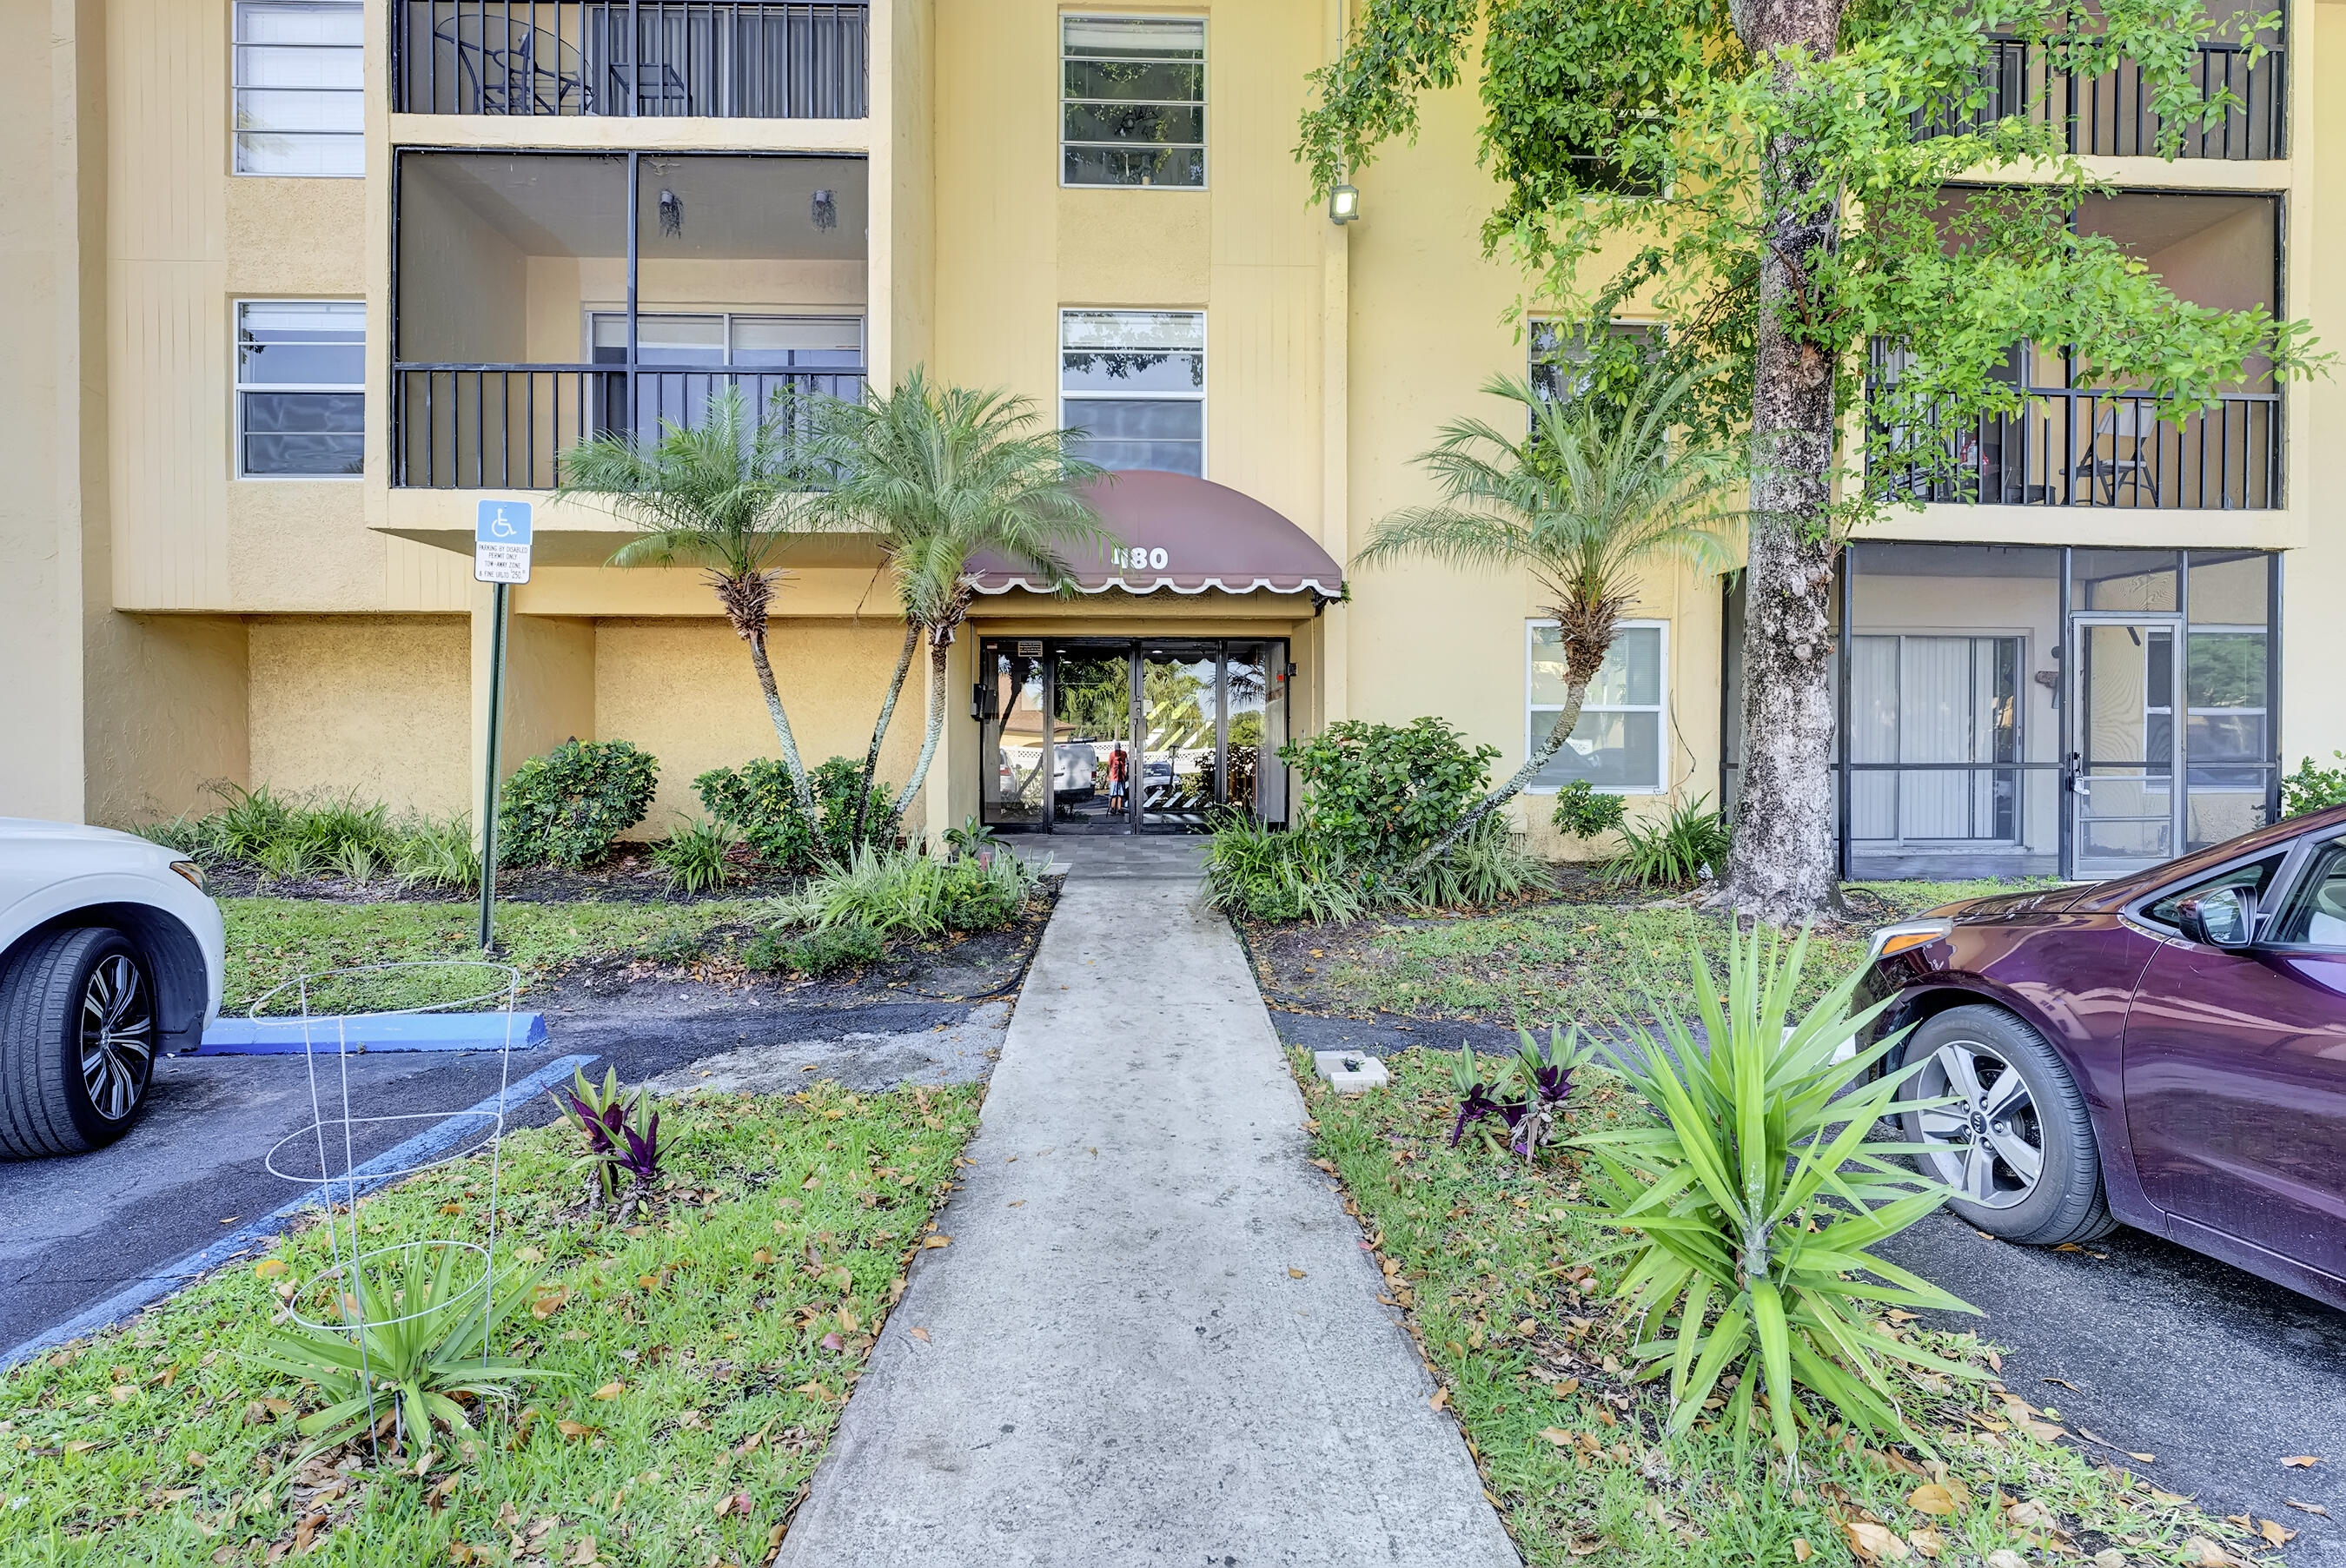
[774,873,1520,1568]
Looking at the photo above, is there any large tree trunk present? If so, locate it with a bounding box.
[852,620,919,846]
[1709,0,1848,925]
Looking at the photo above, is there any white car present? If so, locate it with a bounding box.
[0,819,224,1157]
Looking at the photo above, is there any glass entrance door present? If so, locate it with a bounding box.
[2071,614,2184,877]
[1140,645,1218,829]
[1050,647,1136,831]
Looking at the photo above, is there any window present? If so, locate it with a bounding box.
[1529,320,1662,405]
[2270,841,2346,949]
[234,0,363,177]
[1528,621,1665,792]
[1061,310,1204,476]
[235,301,364,477]
[1062,16,1205,188]
[586,313,865,369]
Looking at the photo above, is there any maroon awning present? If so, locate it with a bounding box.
[967,470,1344,599]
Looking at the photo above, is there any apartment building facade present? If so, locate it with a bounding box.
[4,0,2341,882]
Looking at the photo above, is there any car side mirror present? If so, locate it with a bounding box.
[2177,887,2257,949]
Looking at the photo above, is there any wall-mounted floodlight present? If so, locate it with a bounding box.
[1329,182,1362,225]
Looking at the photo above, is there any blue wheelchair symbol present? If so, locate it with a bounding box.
[475,499,534,546]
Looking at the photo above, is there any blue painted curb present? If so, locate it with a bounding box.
[196,1012,551,1055]
[0,1051,598,1372]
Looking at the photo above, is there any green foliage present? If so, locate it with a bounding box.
[1611,795,1733,888]
[551,1066,640,1201]
[742,922,888,978]
[649,815,740,895]
[693,754,892,872]
[943,815,1004,859]
[1201,812,1369,925]
[777,845,1038,940]
[1550,779,1628,841]
[1297,0,2313,516]
[1402,813,1556,910]
[498,738,659,870]
[1574,924,1984,1460]
[328,838,382,886]
[390,813,480,892]
[2282,751,2346,817]
[1282,717,1499,865]
[252,838,315,883]
[249,1241,552,1452]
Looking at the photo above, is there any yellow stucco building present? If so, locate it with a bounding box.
[3,0,2339,881]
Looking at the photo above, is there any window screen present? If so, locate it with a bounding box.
[1529,622,1666,791]
[1063,17,1205,188]
[1061,310,1204,475]
[236,301,364,476]
[234,0,363,177]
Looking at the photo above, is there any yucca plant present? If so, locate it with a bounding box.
[250,1241,553,1453]
[1574,923,1985,1464]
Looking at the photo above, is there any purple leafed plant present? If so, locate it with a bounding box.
[1448,1046,1527,1148]
[614,1108,662,1190]
[550,1066,663,1215]
[1508,1025,1587,1163]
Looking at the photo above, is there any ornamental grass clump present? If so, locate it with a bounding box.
[1575,923,1985,1463]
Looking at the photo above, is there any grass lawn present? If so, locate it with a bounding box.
[0,1081,980,1566]
[1269,880,2060,1028]
[221,897,776,1015]
[1299,1049,2269,1568]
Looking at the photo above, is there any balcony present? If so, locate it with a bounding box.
[393,0,868,118]
[1918,17,2283,159]
[391,150,866,490]
[1872,190,2283,510]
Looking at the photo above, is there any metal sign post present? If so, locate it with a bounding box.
[474,500,533,951]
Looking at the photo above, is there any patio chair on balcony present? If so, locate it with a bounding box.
[436,11,593,114]
[2070,399,2160,506]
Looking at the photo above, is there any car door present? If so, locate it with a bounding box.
[2123,834,2346,1267]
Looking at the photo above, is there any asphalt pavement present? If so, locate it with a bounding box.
[1882,1212,2346,1562]
[0,995,993,1360]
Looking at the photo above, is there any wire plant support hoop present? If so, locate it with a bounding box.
[254,960,525,1459]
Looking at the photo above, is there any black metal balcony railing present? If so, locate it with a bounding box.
[393,1,868,117]
[1918,36,2283,159]
[1875,386,2281,510]
[391,365,864,489]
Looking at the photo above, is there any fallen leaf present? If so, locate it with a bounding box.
[2282,1456,2323,1468]
[2149,1488,2194,1507]
[1552,1378,1581,1397]
[908,1327,931,1342]
[590,1382,624,1400]
[1842,1520,1909,1561]
[1792,1540,1813,1564]
[1909,1528,1945,1559]
[565,1535,599,1565]
[253,1260,287,1280]
[1907,1483,1956,1516]
[923,1235,951,1249]
[2042,1377,2081,1391]
[2005,1499,2056,1531]
[1538,1427,1572,1446]
[752,1248,775,1266]
[1289,1268,1307,1280]
[2093,1552,2124,1568]
[2181,1538,2230,1568]
[440,1203,464,1216]
[1429,1387,1449,1411]
[554,1419,599,1439]
[2285,1500,2329,1518]
[109,1384,136,1405]
[514,1247,544,1264]
[1985,1553,2028,1568]
[818,1333,844,1352]
[2260,1519,2296,1547]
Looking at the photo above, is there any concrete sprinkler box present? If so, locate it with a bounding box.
[1313,1050,1389,1095]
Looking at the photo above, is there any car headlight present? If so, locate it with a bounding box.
[1866,918,1952,964]
[169,859,207,890]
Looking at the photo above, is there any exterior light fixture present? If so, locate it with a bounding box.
[657,188,683,238]
[812,188,837,231]
[1329,182,1361,225]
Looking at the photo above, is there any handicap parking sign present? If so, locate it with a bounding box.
[474,500,533,585]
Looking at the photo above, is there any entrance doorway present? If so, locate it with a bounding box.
[975,638,1290,834]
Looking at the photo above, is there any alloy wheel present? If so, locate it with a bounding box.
[1909,1037,2043,1209]
[79,952,155,1122]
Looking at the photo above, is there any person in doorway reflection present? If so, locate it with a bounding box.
[1105,744,1130,811]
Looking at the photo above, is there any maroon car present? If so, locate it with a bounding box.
[1861,804,2346,1310]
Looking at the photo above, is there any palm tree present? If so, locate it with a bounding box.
[808,371,1110,837]
[1354,356,1741,877]
[558,387,825,817]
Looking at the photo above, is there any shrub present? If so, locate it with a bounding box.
[778,845,1037,939]
[498,738,659,870]
[649,815,740,895]
[391,813,480,891]
[743,922,887,978]
[1549,779,1627,842]
[694,755,893,872]
[1201,812,1367,924]
[1280,717,1498,865]
[1575,924,1983,1460]
[1404,813,1555,910]
[1610,794,1733,888]
[2283,751,2346,817]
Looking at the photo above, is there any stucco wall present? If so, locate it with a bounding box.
[249,615,472,815]
[84,613,253,825]
[593,618,929,835]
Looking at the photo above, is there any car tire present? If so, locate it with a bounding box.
[1894,1004,2117,1247]
[0,927,159,1159]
